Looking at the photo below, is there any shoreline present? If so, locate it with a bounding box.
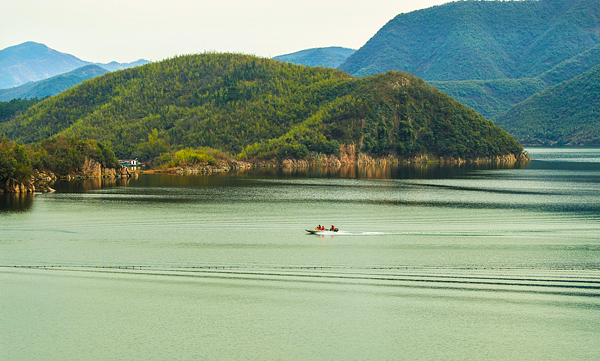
[140,151,531,175]
[2,151,530,193]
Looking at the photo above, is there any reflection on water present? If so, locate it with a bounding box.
[526,147,600,163]
[0,193,34,213]
[52,177,132,193]
[239,161,529,180]
[0,178,132,213]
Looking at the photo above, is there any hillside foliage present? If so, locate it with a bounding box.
[340,0,600,80]
[430,78,546,119]
[494,65,600,145]
[0,53,524,163]
[0,138,31,183]
[429,42,600,119]
[0,97,43,124]
[0,135,121,183]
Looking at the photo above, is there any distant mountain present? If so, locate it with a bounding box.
[429,78,547,120]
[273,47,355,69]
[537,43,600,87]
[0,65,108,102]
[0,42,88,89]
[429,42,600,119]
[0,53,525,162]
[339,0,600,80]
[493,65,600,146]
[95,59,151,72]
[0,42,150,89]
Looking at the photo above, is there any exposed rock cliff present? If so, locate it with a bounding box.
[2,157,135,193]
[3,178,35,193]
[81,157,102,178]
[63,158,132,180]
[280,143,530,167]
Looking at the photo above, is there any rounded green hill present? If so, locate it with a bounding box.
[1,53,526,163]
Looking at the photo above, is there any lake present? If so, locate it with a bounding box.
[1,148,599,360]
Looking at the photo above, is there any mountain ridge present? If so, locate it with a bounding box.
[493,64,600,145]
[273,47,356,69]
[339,0,600,80]
[0,42,150,89]
[0,64,108,102]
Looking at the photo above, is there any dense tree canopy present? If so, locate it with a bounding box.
[339,0,600,80]
[0,53,524,163]
[0,135,121,183]
[494,65,600,145]
[0,138,31,183]
[0,98,43,123]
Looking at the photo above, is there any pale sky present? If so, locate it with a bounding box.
[1,0,450,63]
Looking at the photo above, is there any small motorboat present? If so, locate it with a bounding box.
[306,228,339,235]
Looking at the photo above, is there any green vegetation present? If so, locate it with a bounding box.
[339,0,600,80]
[1,53,357,158]
[241,72,523,161]
[273,47,356,69]
[0,97,43,124]
[494,65,600,145]
[0,53,524,164]
[0,135,120,183]
[0,65,108,102]
[335,0,600,136]
[429,78,546,119]
[429,42,600,119]
[27,135,121,176]
[0,138,31,183]
[154,147,228,168]
[538,44,600,87]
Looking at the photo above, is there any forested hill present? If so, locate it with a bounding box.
[0,53,525,162]
[273,47,356,69]
[339,0,600,80]
[0,65,108,102]
[494,65,600,146]
[429,42,600,119]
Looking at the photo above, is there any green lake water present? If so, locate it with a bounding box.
[1,148,599,360]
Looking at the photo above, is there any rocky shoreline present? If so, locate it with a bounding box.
[2,148,531,193]
[144,144,531,174]
[1,157,135,194]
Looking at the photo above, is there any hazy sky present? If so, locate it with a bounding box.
[2,0,450,63]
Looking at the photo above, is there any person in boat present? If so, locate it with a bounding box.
[316,225,322,231]
[330,225,338,232]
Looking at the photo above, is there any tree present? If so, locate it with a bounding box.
[0,138,31,182]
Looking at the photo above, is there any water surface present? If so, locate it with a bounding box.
[1,148,599,360]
